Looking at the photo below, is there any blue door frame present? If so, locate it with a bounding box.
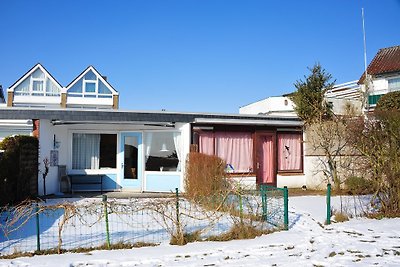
[120,132,143,190]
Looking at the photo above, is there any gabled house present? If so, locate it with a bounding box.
[1,64,304,196]
[240,81,363,117]
[7,63,63,108]
[65,66,119,109]
[358,45,400,111]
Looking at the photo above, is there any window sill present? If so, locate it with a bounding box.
[277,172,304,176]
[226,172,255,177]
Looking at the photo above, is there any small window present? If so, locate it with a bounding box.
[32,80,44,92]
[368,94,383,106]
[72,133,117,170]
[144,132,181,172]
[198,131,253,173]
[85,82,96,93]
[277,132,302,172]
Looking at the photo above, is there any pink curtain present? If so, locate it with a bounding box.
[199,132,214,156]
[260,135,274,183]
[278,133,302,171]
[215,132,253,172]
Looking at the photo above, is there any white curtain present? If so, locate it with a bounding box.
[144,132,153,162]
[72,133,100,169]
[173,132,182,171]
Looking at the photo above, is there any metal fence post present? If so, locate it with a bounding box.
[260,185,267,221]
[326,183,331,225]
[283,186,289,230]
[35,202,41,252]
[102,195,111,248]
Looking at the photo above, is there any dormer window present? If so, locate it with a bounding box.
[68,69,113,98]
[13,67,61,97]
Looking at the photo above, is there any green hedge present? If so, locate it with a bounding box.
[0,135,38,206]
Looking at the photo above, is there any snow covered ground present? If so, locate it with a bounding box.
[1,195,399,267]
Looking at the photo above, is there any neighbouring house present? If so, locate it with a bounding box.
[358,45,400,111]
[239,81,364,189]
[0,63,304,195]
[324,80,363,115]
[240,81,363,117]
[239,95,297,117]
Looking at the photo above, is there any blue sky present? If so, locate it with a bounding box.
[1,0,399,113]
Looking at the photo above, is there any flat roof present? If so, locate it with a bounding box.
[0,107,302,126]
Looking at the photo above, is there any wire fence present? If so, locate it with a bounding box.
[0,186,288,257]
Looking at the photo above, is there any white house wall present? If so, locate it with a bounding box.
[38,120,192,195]
[371,77,390,94]
[239,96,296,116]
[38,120,69,195]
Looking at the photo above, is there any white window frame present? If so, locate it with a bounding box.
[31,78,45,95]
[143,130,182,174]
[68,130,118,175]
[83,78,98,96]
[388,77,400,92]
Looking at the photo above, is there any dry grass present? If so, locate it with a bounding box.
[206,223,274,242]
[333,211,350,223]
[0,242,158,259]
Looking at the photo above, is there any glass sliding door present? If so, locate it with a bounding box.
[120,132,142,190]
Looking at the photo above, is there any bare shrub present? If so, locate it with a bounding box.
[348,112,400,215]
[184,152,227,198]
[345,176,374,195]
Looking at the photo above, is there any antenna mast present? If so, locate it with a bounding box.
[362,8,368,75]
[361,7,369,111]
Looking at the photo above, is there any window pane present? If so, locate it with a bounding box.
[85,82,96,93]
[33,80,44,92]
[388,78,400,91]
[124,136,138,179]
[144,132,180,172]
[98,80,112,94]
[215,132,253,173]
[31,68,45,79]
[100,134,117,168]
[46,79,60,95]
[68,78,83,93]
[277,133,302,171]
[72,133,100,169]
[84,70,97,81]
[14,79,30,95]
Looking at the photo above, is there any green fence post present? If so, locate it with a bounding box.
[102,195,111,248]
[283,186,289,230]
[260,185,267,221]
[326,183,331,225]
[35,202,41,252]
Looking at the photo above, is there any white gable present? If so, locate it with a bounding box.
[8,64,62,107]
[66,66,118,109]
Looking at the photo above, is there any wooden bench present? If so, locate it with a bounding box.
[69,174,104,193]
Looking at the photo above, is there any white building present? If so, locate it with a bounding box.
[358,45,400,111]
[1,64,304,196]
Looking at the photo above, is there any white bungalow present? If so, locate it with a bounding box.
[0,64,303,195]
